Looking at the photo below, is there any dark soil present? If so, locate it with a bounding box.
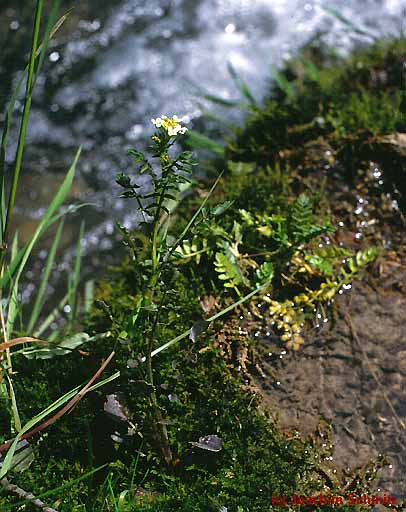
[256,268,406,499]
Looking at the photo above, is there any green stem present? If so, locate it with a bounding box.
[2,0,44,247]
[142,171,173,464]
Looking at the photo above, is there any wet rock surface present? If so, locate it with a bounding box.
[256,250,406,499]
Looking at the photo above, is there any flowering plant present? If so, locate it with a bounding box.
[115,115,197,464]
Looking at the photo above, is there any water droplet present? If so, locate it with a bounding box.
[224,23,236,34]
[49,51,60,62]
[10,20,20,30]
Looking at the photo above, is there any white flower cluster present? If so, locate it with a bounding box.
[151,115,188,136]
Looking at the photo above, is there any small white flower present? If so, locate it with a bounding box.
[151,115,188,136]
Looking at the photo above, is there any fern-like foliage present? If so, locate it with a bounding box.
[289,194,332,244]
[214,252,244,292]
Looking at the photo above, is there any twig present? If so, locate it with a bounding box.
[1,477,58,511]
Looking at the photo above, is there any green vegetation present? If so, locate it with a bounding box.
[0,1,404,510]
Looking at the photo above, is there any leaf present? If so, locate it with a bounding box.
[139,163,151,174]
[212,200,234,217]
[116,172,132,189]
[189,320,210,342]
[255,262,274,284]
[0,440,34,474]
[190,435,223,452]
[128,149,145,162]
[214,252,243,289]
[290,194,313,242]
[103,393,131,423]
[22,332,97,359]
[308,255,333,276]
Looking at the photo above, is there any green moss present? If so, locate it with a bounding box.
[228,39,405,165]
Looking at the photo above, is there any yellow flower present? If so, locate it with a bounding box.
[151,115,188,136]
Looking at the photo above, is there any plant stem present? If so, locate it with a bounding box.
[2,0,44,248]
[143,181,172,464]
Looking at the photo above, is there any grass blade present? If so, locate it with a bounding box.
[33,292,69,338]
[0,7,72,243]
[33,0,61,84]
[6,375,21,433]
[201,92,239,107]
[271,65,296,99]
[321,5,377,39]
[5,233,20,338]
[8,147,81,300]
[27,220,64,332]
[227,62,257,106]
[67,221,84,327]
[2,0,45,246]
[84,280,95,314]
[0,200,92,291]
[185,130,225,156]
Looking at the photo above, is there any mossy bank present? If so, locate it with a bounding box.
[0,39,405,511]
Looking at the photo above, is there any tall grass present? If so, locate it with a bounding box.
[0,0,117,494]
